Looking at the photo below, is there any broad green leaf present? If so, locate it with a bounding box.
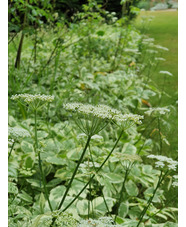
[68,179,87,198]
[46,155,66,165]
[128,206,141,220]
[18,190,33,203]
[125,180,138,197]
[142,165,153,175]
[67,147,83,160]
[26,179,42,188]
[21,140,34,153]
[144,187,164,203]
[39,193,45,214]
[92,197,115,214]
[46,178,63,188]
[103,172,124,184]
[118,202,128,218]
[37,130,48,139]
[49,185,66,210]
[8,182,18,194]
[54,168,72,180]
[76,199,89,215]
[122,143,136,154]
[24,152,35,169]
[8,163,18,178]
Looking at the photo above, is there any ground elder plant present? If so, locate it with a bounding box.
[8,2,177,226]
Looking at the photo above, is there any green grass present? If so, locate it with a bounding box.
[135,10,178,158]
[135,10,178,208]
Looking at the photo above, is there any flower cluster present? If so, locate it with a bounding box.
[145,107,170,117]
[11,94,54,110]
[11,93,54,103]
[115,152,142,163]
[147,154,178,171]
[78,217,122,227]
[8,127,30,140]
[159,71,173,76]
[63,102,143,125]
[172,175,178,187]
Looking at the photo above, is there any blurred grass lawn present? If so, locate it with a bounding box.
[136,10,178,159]
[135,10,178,208]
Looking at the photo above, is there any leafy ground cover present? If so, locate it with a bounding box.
[8,2,178,227]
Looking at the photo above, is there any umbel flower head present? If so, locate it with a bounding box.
[115,152,142,163]
[63,102,143,136]
[8,126,30,141]
[147,154,178,171]
[172,175,178,188]
[145,107,170,117]
[11,94,54,110]
[78,217,122,227]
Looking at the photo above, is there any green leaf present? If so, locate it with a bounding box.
[67,147,83,161]
[125,180,138,197]
[8,182,18,194]
[144,187,164,203]
[21,140,34,153]
[118,202,128,218]
[96,30,105,36]
[39,193,45,214]
[24,152,35,169]
[37,130,48,139]
[26,179,42,188]
[18,190,33,203]
[55,168,72,180]
[103,172,124,184]
[142,165,153,175]
[46,155,66,165]
[122,143,137,154]
[92,197,115,214]
[49,185,66,210]
[76,199,89,216]
[46,178,63,188]
[69,179,87,199]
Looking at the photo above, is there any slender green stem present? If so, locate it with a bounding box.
[34,110,53,212]
[134,117,156,146]
[89,147,112,218]
[8,141,15,160]
[114,166,131,221]
[158,117,162,155]
[57,135,92,210]
[61,130,124,212]
[136,170,167,226]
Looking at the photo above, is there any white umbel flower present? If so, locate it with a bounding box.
[11,94,54,103]
[8,127,30,140]
[11,94,54,110]
[63,102,143,125]
[78,217,122,227]
[145,107,170,117]
[147,154,177,171]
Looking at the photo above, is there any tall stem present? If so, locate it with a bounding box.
[34,110,53,212]
[57,135,92,210]
[62,129,124,212]
[114,166,130,221]
[136,170,167,227]
[51,130,123,227]
[8,141,15,160]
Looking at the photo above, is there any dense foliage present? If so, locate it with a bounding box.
[8,1,178,226]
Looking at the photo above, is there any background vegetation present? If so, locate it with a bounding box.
[8,1,178,226]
